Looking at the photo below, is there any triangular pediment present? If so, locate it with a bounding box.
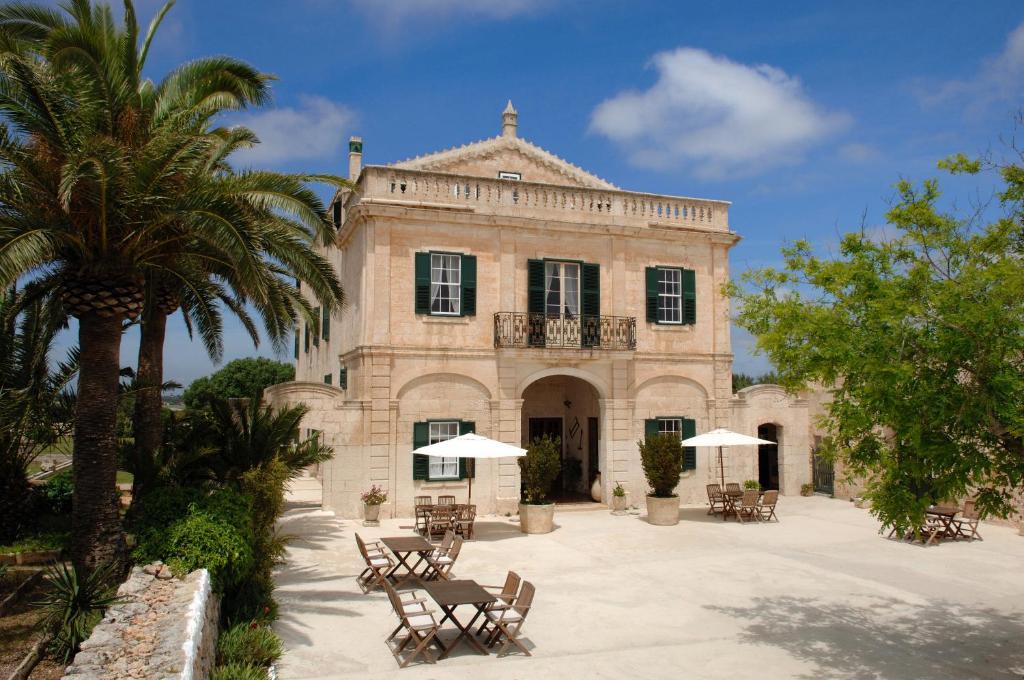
[391,135,617,190]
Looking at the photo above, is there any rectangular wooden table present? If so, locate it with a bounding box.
[923,506,959,546]
[380,536,433,589]
[421,579,497,658]
[722,490,762,521]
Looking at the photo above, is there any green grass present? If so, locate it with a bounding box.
[0,531,68,554]
[116,471,134,485]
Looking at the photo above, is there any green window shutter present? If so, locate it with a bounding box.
[304,323,310,353]
[682,418,697,470]
[339,367,348,390]
[461,255,477,316]
[415,252,431,314]
[682,269,696,325]
[322,306,330,341]
[582,263,600,348]
[644,419,658,440]
[527,259,545,314]
[413,422,429,480]
[293,330,299,359]
[458,421,476,479]
[313,307,320,347]
[323,373,332,386]
[645,267,659,323]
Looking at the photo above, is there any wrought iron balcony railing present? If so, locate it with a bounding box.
[493,312,637,350]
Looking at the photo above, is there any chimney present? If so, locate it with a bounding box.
[348,136,363,180]
[501,100,518,138]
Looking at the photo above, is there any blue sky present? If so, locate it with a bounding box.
[53,0,1024,385]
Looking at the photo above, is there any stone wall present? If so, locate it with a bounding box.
[62,562,219,680]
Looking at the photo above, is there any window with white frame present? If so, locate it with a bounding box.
[658,418,682,438]
[658,267,682,324]
[430,253,461,315]
[428,421,460,480]
[545,261,580,318]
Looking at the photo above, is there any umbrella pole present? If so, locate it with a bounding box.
[719,445,725,488]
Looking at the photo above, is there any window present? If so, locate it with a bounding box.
[545,261,580,318]
[658,418,682,438]
[658,268,682,324]
[430,253,461,315]
[428,421,460,480]
[498,171,521,180]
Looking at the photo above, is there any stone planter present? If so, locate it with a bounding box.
[519,503,555,534]
[590,472,602,502]
[645,495,680,526]
[611,494,627,514]
[363,503,381,525]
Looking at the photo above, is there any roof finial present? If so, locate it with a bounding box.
[501,100,518,138]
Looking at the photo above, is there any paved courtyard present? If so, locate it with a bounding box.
[273,478,1024,680]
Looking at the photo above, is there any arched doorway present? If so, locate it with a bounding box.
[758,423,780,491]
[521,375,601,503]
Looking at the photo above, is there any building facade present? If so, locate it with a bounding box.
[265,103,810,519]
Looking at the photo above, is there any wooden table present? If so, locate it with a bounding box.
[421,579,496,658]
[381,536,433,589]
[722,490,762,521]
[923,506,959,546]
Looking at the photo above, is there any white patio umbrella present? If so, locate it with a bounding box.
[679,428,776,489]
[412,433,527,503]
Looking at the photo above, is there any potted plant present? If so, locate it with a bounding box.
[361,484,387,525]
[800,483,814,497]
[743,479,761,491]
[518,435,561,534]
[611,482,627,514]
[639,433,683,526]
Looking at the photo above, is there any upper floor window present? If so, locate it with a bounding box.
[545,261,580,318]
[658,268,682,324]
[658,417,682,438]
[431,253,461,315]
[498,171,521,180]
[428,421,460,480]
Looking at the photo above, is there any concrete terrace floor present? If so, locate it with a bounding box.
[273,477,1024,680]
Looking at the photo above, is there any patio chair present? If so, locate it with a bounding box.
[355,533,394,593]
[734,490,759,524]
[423,535,463,581]
[706,484,725,515]
[725,482,742,497]
[414,504,432,535]
[757,490,779,522]
[436,495,457,506]
[430,530,455,561]
[453,504,477,539]
[427,505,455,539]
[383,581,441,667]
[414,495,433,506]
[478,571,522,636]
[483,580,535,657]
[952,500,982,540]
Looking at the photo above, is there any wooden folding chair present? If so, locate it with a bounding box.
[952,500,982,540]
[478,571,521,635]
[427,505,455,539]
[355,533,394,593]
[706,484,725,515]
[414,498,432,535]
[734,490,759,523]
[423,535,462,581]
[436,495,456,506]
[725,482,742,497]
[383,581,442,667]
[453,504,476,539]
[483,580,535,657]
[757,490,779,522]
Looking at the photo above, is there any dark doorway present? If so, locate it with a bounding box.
[758,423,780,491]
[528,417,563,447]
[587,417,599,484]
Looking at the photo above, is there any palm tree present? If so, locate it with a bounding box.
[0,0,341,570]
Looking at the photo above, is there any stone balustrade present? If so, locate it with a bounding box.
[348,166,731,233]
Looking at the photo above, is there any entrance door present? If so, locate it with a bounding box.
[757,423,780,491]
[528,417,564,495]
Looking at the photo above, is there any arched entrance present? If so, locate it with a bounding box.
[758,423,780,491]
[521,374,601,503]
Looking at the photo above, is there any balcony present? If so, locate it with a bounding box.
[494,312,636,350]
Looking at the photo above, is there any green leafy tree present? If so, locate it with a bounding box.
[182,358,295,410]
[731,153,1024,535]
[732,372,780,392]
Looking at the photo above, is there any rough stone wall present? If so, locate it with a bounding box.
[62,563,219,680]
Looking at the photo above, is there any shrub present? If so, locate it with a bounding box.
[183,358,294,410]
[210,663,267,680]
[743,479,761,490]
[800,483,814,496]
[639,433,683,498]
[37,562,122,662]
[217,623,283,666]
[519,435,561,504]
[31,469,74,515]
[360,484,387,505]
[612,483,626,498]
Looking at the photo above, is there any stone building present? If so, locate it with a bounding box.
[265,103,810,519]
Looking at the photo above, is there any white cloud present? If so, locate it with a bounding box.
[231,96,356,166]
[346,0,546,29]
[589,48,850,179]
[923,21,1024,110]
[838,142,882,164]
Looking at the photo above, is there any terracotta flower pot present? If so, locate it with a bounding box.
[519,502,555,534]
[646,495,680,526]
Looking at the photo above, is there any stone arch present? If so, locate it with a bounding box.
[395,372,493,402]
[631,374,710,400]
[517,367,609,400]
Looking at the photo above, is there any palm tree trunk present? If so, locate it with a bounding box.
[132,309,167,501]
[71,313,125,573]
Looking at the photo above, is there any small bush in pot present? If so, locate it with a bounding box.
[639,433,683,525]
[610,482,627,513]
[518,435,561,533]
[743,479,761,491]
[361,484,387,523]
[800,483,814,496]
